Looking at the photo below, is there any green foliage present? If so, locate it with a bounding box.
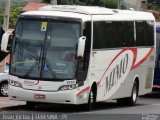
[148,4,160,10]
[148,0,160,10]
[101,0,117,8]
[0,1,4,24]
[57,0,83,5]
[0,0,25,28]
[9,6,23,28]
[56,0,118,8]
[0,13,3,24]
[43,0,51,4]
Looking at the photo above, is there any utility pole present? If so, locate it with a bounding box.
[50,0,57,5]
[117,0,122,9]
[3,0,10,32]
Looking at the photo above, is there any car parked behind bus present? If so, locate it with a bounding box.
[0,64,9,97]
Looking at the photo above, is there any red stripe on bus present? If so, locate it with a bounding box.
[153,84,160,88]
[130,48,154,70]
[76,86,90,97]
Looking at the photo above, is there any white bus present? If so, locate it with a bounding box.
[1,5,156,109]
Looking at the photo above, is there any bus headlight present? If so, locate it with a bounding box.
[59,84,76,91]
[9,80,22,88]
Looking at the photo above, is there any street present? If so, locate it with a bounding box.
[0,93,160,120]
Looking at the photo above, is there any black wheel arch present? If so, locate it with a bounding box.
[0,80,8,85]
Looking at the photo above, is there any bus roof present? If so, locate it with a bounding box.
[39,5,115,15]
[21,5,155,22]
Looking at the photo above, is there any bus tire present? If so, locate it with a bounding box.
[117,80,138,106]
[128,80,138,105]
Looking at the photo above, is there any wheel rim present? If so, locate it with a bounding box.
[90,91,94,103]
[88,90,94,110]
[132,85,137,102]
[1,83,8,96]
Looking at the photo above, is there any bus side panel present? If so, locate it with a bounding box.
[89,48,155,102]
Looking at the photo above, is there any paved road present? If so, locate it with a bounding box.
[0,93,160,120]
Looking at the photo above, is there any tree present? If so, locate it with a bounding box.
[43,0,118,8]
[43,0,51,4]
[9,5,23,28]
[0,13,3,25]
[0,1,25,29]
[102,0,117,8]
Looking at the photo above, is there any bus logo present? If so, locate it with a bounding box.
[24,80,39,86]
[106,54,129,92]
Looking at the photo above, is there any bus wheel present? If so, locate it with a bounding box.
[128,80,138,106]
[117,80,138,106]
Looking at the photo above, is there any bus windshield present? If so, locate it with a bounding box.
[10,18,81,80]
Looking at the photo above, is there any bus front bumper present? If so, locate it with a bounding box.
[8,85,89,105]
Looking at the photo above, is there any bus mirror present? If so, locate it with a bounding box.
[1,31,12,52]
[77,36,86,58]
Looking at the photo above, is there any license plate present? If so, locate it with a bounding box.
[34,94,45,99]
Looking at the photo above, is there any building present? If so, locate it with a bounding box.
[23,2,48,11]
[123,0,147,11]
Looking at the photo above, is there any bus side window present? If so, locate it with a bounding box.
[136,21,154,46]
[93,21,107,49]
[113,21,135,48]
[83,22,91,70]
[123,22,135,47]
[76,21,91,82]
[93,21,135,49]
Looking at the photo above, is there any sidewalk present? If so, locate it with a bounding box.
[0,97,25,109]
